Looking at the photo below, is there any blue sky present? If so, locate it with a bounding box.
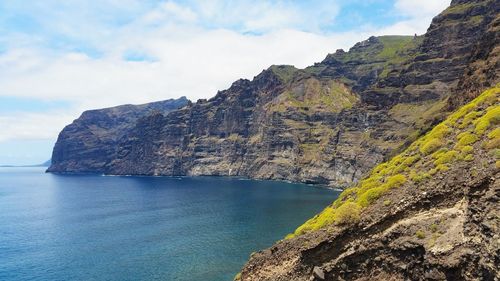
[0,0,450,165]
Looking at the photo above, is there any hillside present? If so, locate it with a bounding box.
[48,0,500,188]
[238,84,499,280]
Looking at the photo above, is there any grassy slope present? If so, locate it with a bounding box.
[266,36,421,115]
[288,84,500,238]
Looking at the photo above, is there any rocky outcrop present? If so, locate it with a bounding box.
[47,97,189,173]
[450,9,500,108]
[49,0,499,189]
[238,85,500,281]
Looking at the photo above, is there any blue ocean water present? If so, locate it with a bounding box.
[0,167,339,281]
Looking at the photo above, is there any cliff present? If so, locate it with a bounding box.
[47,97,189,173]
[238,84,500,281]
[48,0,499,189]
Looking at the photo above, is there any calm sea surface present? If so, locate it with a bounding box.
[0,167,339,281]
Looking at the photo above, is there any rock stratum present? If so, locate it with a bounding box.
[49,0,499,189]
[47,97,188,173]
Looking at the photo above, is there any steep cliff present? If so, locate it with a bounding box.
[238,85,500,281]
[47,97,189,173]
[49,0,499,188]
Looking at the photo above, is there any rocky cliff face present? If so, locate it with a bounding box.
[47,97,189,173]
[49,0,499,189]
[238,85,500,281]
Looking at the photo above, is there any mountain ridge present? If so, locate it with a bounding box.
[48,0,499,189]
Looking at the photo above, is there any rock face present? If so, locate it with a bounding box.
[237,85,500,281]
[47,97,189,173]
[49,0,499,189]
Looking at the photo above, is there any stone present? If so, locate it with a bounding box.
[312,266,325,280]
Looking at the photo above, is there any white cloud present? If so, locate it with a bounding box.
[0,0,453,144]
[0,29,365,108]
[395,0,451,18]
[0,110,76,142]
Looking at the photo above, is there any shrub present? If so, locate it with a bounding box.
[429,167,438,176]
[486,128,500,149]
[430,224,438,233]
[448,103,475,125]
[416,230,426,239]
[386,174,407,188]
[432,148,449,159]
[358,177,382,194]
[333,187,358,208]
[458,111,482,129]
[373,163,389,175]
[393,155,420,173]
[383,200,392,206]
[428,124,452,139]
[433,150,458,166]
[493,149,500,159]
[429,164,449,175]
[403,155,421,166]
[334,202,361,225]
[460,145,473,154]
[488,128,500,139]
[309,207,336,230]
[457,132,478,146]
[354,175,404,207]
[420,138,444,155]
[464,154,474,161]
[357,186,386,207]
[436,164,449,172]
[474,106,500,135]
[496,161,500,169]
[485,137,500,149]
[410,172,431,183]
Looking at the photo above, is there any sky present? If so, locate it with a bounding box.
[0,0,451,165]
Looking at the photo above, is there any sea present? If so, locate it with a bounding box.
[0,167,339,281]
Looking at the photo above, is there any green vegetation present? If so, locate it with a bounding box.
[457,132,478,146]
[433,150,458,166]
[458,111,482,128]
[268,78,359,114]
[464,154,474,161]
[430,223,438,233]
[468,15,484,25]
[460,145,474,154]
[410,171,430,183]
[420,138,444,155]
[335,202,362,224]
[286,85,500,239]
[269,65,299,84]
[415,230,426,239]
[441,2,475,15]
[474,106,500,135]
[323,35,422,79]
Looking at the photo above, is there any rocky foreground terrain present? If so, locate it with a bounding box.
[49,0,499,188]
